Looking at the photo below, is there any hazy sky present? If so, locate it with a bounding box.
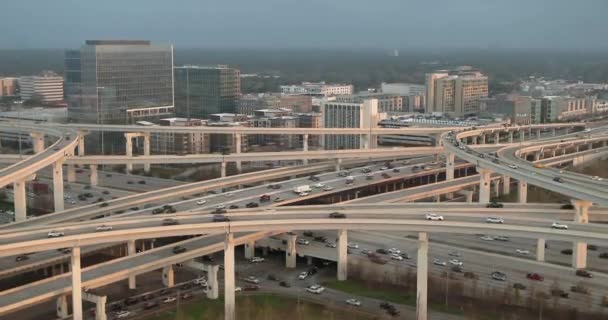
[1,0,607,49]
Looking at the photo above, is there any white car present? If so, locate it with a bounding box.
[193,277,207,286]
[235,286,242,292]
[449,259,463,266]
[297,239,310,245]
[390,253,403,261]
[551,222,568,230]
[486,217,504,224]
[325,242,337,248]
[592,176,603,181]
[95,225,113,232]
[323,186,334,191]
[346,298,361,306]
[47,231,64,238]
[216,204,226,209]
[388,248,401,254]
[516,249,530,255]
[244,276,259,284]
[508,164,518,169]
[224,192,235,197]
[433,259,447,266]
[299,192,310,197]
[298,271,309,280]
[313,183,325,188]
[196,200,207,205]
[69,200,77,204]
[115,310,131,319]
[448,251,461,257]
[347,243,359,249]
[307,284,325,294]
[425,213,444,221]
[250,256,265,263]
[380,166,388,170]
[162,296,176,303]
[480,235,494,241]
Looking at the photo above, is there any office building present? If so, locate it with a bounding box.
[322,99,384,150]
[250,116,298,149]
[174,65,241,119]
[0,78,17,97]
[150,118,209,155]
[381,83,426,96]
[335,92,403,113]
[296,112,323,148]
[481,94,533,125]
[425,68,488,115]
[238,94,280,115]
[66,40,174,124]
[532,96,592,123]
[18,72,64,102]
[280,82,353,97]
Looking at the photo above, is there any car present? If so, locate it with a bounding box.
[448,251,461,257]
[115,310,131,319]
[224,192,234,197]
[591,176,603,181]
[486,217,504,224]
[306,284,325,294]
[570,285,589,294]
[516,249,530,255]
[47,231,64,238]
[313,183,325,188]
[526,273,544,281]
[599,252,608,259]
[508,164,518,169]
[250,256,265,263]
[299,192,310,197]
[388,248,401,254]
[228,204,239,209]
[513,283,527,290]
[346,298,361,306]
[365,175,374,180]
[494,236,510,242]
[361,249,372,255]
[273,197,283,202]
[234,287,242,292]
[451,265,464,273]
[486,202,503,208]
[347,243,359,249]
[491,271,507,281]
[172,246,187,254]
[279,281,291,287]
[162,218,179,226]
[433,259,446,266]
[95,225,113,232]
[553,177,564,183]
[297,239,310,245]
[551,288,569,298]
[244,276,259,284]
[449,259,463,266]
[215,204,226,210]
[181,293,193,300]
[399,253,411,259]
[303,231,314,237]
[392,168,400,172]
[162,296,176,303]
[480,235,494,241]
[323,186,334,191]
[58,248,72,254]
[376,248,389,254]
[329,212,346,218]
[425,213,444,221]
[193,277,207,285]
[15,255,29,262]
[325,242,337,248]
[298,272,309,280]
[380,166,388,170]
[196,200,207,205]
[561,204,574,210]
[576,270,593,278]
[143,301,159,309]
[551,222,568,230]
[390,253,403,261]
[313,236,327,243]
[246,202,259,208]
[212,214,230,222]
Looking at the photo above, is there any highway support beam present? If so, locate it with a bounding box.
[77,132,86,156]
[494,132,500,144]
[220,161,227,178]
[517,181,527,204]
[207,264,219,299]
[67,164,76,183]
[337,229,348,281]
[508,131,514,143]
[416,232,428,320]
[552,128,556,136]
[82,292,107,320]
[458,190,473,203]
[537,129,541,140]
[53,160,65,212]
[90,164,98,186]
[234,133,242,173]
[572,200,592,269]
[445,152,455,181]
[56,295,69,319]
[492,179,500,198]
[536,238,545,262]
[224,233,236,320]
[334,158,342,172]
[502,176,511,195]
[124,133,134,173]
[30,132,45,153]
[71,246,83,320]
[13,179,27,222]
[286,233,297,268]
[162,265,174,287]
[477,167,492,204]
[479,134,486,144]
[244,240,255,259]
[302,134,309,165]
[143,132,151,173]
[127,240,136,289]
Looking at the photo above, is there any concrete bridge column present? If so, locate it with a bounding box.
[575,145,579,153]
[30,132,45,153]
[53,160,65,212]
[56,295,69,319]
[66,164,76,183]
[244,240,255,259]
[224,233,236,320]
[127,240,136,289]
[508,131,514,143]
[477,168,492,204]
[471,136,478,145]
[572,200,592,269]
[234,133,242,173]
[552,128,556,136]
[124,133,134,173]
[143,133,151,173]
[492,179,500,198]
[334,158,342,172]
[536,129,541,139]
[77,133,85,156]
[534,152,541,161]
[89,164,98,186]
[494,132,500,144]
[479,134,486,144]
[220,161,227,178]
[83,292,107,320]
[206,264,219,299]
[536,238,545,262]
[13,179,27,222]
[445,152,455,181]
[286,234,297,268]
[337,229,348,281]
[360,134,371,149]
[434,195,441,202]
[517,181,527,203]
[552,149,557,157]
[587,143,593,151]
[71,246,83,320]
[519,131,525,142]
[162,265,174,287]
[302,134,309,165]
[458,190,473,203]
[502,176,511,195]
[417,232,428,320]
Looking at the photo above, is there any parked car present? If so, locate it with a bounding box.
[346,298,361,306]
[297,239,310,245]
[244,276,260,284]
[513,283,527,290]
[306,284,325,294]
[298,272,309,280]
[571,285,589,294]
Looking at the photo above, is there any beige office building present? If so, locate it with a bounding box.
[151,118,209,154]
[425,69,488,115]
[18,73,64,102]
[0,78,17,97]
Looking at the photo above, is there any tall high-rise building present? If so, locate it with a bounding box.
[65,40,174,124]
[0,78,18,97]
[18,72,64,102]
[425,68,488,115]
[322,99,384,150]
[174,65,241,119]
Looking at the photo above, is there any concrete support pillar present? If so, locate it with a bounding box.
[30,132,45,153]
[360,134,371,149]
[508,132,514,143]
[477,168,492,204]
[56,295,69,319]
[417,232,428,320]
[83,292,108,320]
[517,181,527,204]
[71,247,83,320]
[13,179,27,222]
[572,200,592,269]
[143,133,151,173]
[89,164,98,186]
[53,160,65,212]
[127,240,136,289]
[534,152,541,161]
[445,152,455,181]
[162,265,174,287]
[480,135,486,144]
[286,234,297,268]
[337,229,348,281]
[502,176,511,195]
[124,133,134,173]
[537,129,541,140]
[334,158,342,172]
[519,131,525,142]
[67,165,76,183]
[552,128,556,136]
[552,150,556,158]
[224,233,236,320]
[492,179,500,198]
[77,134,85,156]
[306,256,313,266]
[206,264,219,299]
[220,161,227,178]
[302,134,309,165]
[536,238,545,262]
[244,241,255,259]
[472,136,478,145]
[234,133,242,173]
[494,132,500,144]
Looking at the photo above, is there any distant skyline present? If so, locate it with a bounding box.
[1,0,607,50]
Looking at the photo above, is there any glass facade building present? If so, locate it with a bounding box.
[174,65,240,119]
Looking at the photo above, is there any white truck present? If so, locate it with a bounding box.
[293,185,312,193]
[346,176,355,182]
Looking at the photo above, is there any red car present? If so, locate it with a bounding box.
[527,273,544,281]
